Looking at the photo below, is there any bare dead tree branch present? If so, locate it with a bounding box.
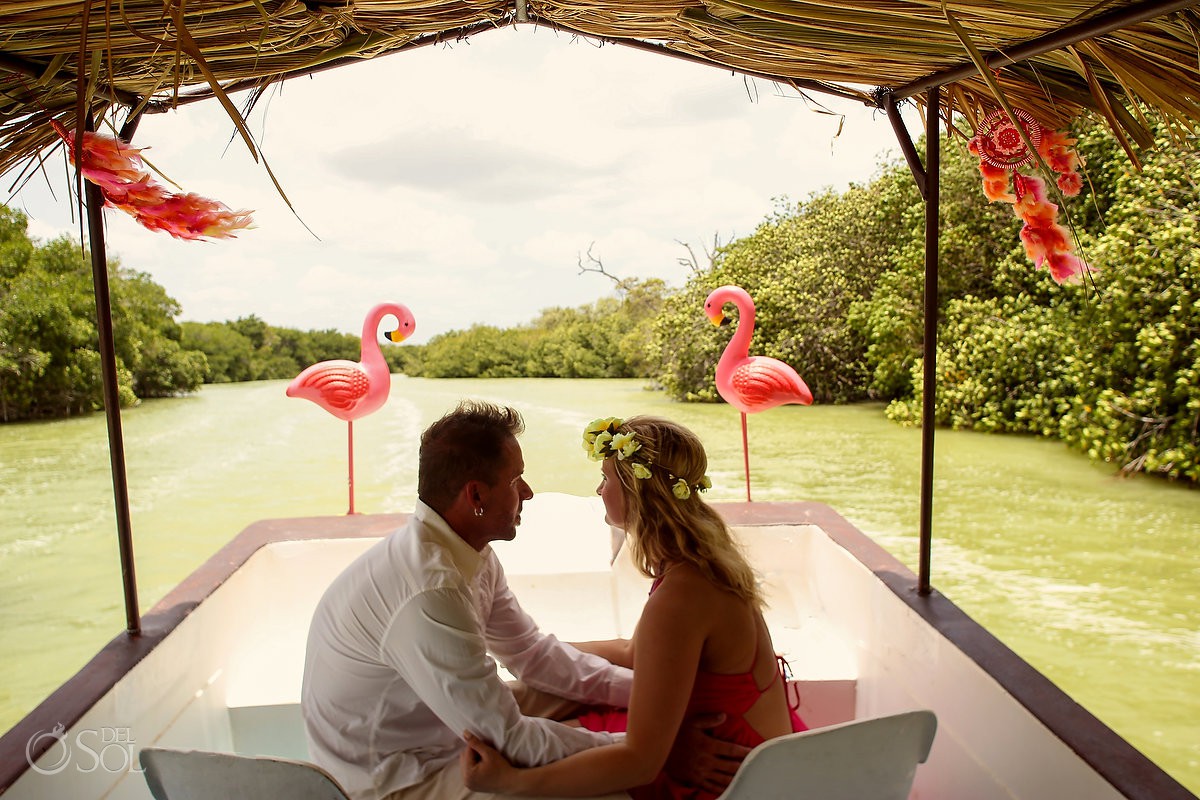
[675,233,724,274]
[675,240,701,273]
[577,242,631,293]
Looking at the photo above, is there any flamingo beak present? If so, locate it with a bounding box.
[385,328,410,342]
[706,310,729,327]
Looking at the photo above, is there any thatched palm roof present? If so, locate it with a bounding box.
[1,0,1198,180]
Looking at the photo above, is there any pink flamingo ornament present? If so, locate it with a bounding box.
[287,302,416,514]
[704,285,813,501]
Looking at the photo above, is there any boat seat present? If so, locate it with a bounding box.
[716,709,937,800]
[139,747,350,800]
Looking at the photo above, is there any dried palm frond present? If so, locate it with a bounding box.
[1,0,1198,179]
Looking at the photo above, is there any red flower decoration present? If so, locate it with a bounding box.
[52,122,253,241]
[969,109,1088,284]
[971,153,1017,202]
[1057,171,1084,196]
[971,109,1043,169]
[1012,174,1086,283]
[1037,130,1084,198]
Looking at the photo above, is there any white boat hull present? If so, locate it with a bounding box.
[1,494,1189,799]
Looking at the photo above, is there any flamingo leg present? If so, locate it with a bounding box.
[740,411,752,503]
[347,419,356,515]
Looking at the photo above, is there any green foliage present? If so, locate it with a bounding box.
[887,120,1200,481]
[0,205,35,282]
[885,294,1075,435]
[650,283,725,402]
[529,306,611,378]
[846,264,922,399]
[180,316,367,383]
[655,174,919,404]
[846,135,1033,400]
[0,230,101,419]
[1070,114,1132,232]
[410,324,533,378]
[406,279,667,379]
[0,209,201,421]
[1055,128,1200,480]
[181,321,255,382]
[648,113,1197,483]
[110,267,205,398]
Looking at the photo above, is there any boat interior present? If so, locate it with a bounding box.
[1,494,1180,799]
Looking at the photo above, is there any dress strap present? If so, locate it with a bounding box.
[777,655,802,714]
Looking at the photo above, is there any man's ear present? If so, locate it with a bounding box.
[462,479,486,507]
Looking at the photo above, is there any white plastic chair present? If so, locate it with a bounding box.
[139,748,350,800]
[716,709,938,800]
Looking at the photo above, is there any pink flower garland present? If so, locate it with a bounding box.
[53,122,253,241]
[1012,173,1087,283]
[969,118,1089,284]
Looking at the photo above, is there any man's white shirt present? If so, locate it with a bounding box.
[302,500,632,800]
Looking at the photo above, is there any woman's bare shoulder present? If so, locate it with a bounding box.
[646,563,758,671]
[648,563,727,609]
[633,566,719,660]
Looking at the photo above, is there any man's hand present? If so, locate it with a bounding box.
[664,713,751,796]
[460,731,519,793]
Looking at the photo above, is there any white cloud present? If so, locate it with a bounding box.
[5,27,919,344]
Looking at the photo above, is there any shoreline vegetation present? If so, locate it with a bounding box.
[2,116,1197,482]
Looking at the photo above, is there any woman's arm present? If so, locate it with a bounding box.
[463,576,709,796]
[570,637,634,669]
[482,561,631,708]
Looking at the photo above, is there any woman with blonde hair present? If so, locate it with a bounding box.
[462,415,805,799]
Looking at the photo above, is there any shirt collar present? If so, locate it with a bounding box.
[413,499,486,581]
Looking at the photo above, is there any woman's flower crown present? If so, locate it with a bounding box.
[583,417,712,499]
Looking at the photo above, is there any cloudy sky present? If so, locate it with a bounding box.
[8,26,916,343]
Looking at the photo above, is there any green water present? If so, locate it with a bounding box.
[1,378,1197,791]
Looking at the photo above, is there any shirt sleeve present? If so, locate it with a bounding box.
[481,565,633,709]
[381,585,619,768]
